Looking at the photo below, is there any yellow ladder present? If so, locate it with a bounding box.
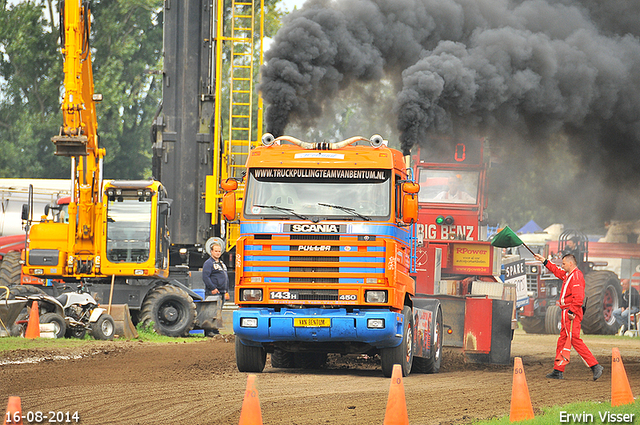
[226,0,260,179]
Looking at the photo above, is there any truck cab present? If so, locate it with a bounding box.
[229,134,440,377]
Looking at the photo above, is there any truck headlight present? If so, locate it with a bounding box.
[365,290,387,303]
[240,317,258,328]
[367,318,385,329]
[241,289,263,301]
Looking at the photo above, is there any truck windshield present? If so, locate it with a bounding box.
[106,198,152,263]
[244,168,391,220]
[417,169,479,205]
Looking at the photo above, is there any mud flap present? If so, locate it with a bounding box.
[195,295,223,331]
[107,304,138,339]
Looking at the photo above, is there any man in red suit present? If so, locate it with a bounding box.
[534,253,604,380]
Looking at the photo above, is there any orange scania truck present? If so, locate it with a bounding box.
[225,133,443,377]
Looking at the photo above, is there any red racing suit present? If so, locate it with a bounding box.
[544,261,598,371]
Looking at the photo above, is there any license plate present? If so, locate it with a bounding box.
[294,318,331,327]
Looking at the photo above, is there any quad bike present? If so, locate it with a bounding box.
[5,284,115,340]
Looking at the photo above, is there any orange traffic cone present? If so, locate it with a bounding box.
[383,364,409,425]
[238,375,262,425]
[611,348,634,407]
[24,301,40,339]
[509,357,534,422]
[3,396,23,425]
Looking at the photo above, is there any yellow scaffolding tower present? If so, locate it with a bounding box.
[210,0,264,251]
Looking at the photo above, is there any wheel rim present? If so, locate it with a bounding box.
[434,318,441,361]
[101,319,114,336]
[603,285,619,326]
[405,323,413,365]
[158,301,183,327]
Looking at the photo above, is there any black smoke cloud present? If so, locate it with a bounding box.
[261,0,640,224]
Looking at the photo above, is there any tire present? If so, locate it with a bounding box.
[412,307,443,374]
[5,284,46,298]
[39,312,67,338]
[380,306,414,377]
[65,326,86,339]
[582,271,622,335]
[271,349,295,368]
[545,305,562,335]
[236,337,266,372]
[520,316,545,334]
[139,285,197,337]
[0,251,22,286]
[293,352,328,369]
[91,314,115,340]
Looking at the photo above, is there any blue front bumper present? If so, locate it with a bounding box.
[233,307,403,348]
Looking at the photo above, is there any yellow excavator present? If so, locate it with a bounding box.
[20,1,214,337]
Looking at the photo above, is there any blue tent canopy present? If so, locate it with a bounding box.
[518,219,543,234]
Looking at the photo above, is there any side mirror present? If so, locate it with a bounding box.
[402,193,418,224]
[402,181,419,194]
[159,199,173,217]
[44,204,50,216]
[221,178,238,191]
[222,192,236,221]
[21,203,30,221]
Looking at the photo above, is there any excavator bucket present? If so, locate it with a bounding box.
[107,304,138,339]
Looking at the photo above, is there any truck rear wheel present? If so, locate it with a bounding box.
[140,285,196,337]
[545,305,562,334]
[236,337,266,372]
[380,306,414,377]
[294,352,327,369]
[582,271,621,335]
[412,306,442,374]
[0,251,22,286]
[520,316,545,334]
[270,349,295,368]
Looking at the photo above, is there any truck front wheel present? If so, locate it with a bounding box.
[236,338,266,372]
[380,306,414,377]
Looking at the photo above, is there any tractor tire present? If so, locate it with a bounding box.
[520,316,546,334]
[412,307,443,374]
[0,251,21,286]
[545,305,562,335]
[582,271,622,335]
[4,285,46,336]
[236,337,266,372]
[40,312,67,339]
[91,314,115,340]
[293,352,328,369]
[139,285,196,337]
[380,306,414,377]
[271,349,295,368]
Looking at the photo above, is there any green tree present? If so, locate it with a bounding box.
[0,0,163,180]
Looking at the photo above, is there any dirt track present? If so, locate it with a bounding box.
[1,331,639,425]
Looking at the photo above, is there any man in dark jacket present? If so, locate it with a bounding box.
[202,242,229,303]
[613,279,640,334]
[534,253,604,381]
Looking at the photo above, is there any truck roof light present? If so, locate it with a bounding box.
[436,216,444,225]
[444,216,454,225]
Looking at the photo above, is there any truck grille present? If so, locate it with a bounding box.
[242,234,386,285]
[290,289,339,301]
[526,273,538,296]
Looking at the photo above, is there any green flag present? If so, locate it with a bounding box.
[490,226,524,248]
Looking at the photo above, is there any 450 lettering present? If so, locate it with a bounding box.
[270,291,298,300]
[339,294,357,301]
